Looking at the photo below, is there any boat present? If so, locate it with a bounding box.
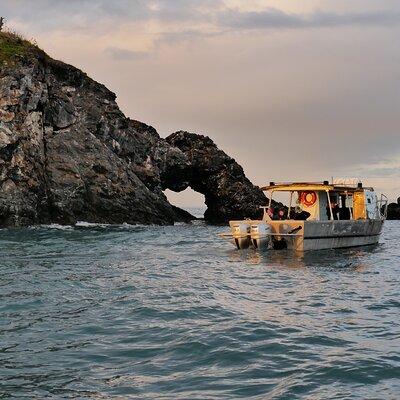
[221,180,388,251]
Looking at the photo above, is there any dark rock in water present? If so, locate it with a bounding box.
[166,131,267,223]
[386,202,400,220]
[0,32,266,227]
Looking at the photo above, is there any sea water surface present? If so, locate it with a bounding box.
[1,209,399,399]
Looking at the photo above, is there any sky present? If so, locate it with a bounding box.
[2,0,400,206]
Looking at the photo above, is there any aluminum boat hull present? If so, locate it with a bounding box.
[296,219,382,251]
[229,219,384,251]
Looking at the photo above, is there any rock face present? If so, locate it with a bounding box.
[0,32,267,227]
[166,131,267,223]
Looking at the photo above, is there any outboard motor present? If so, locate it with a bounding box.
[250,223,271,249]
[272,237,287,250]
[231,223,250,249]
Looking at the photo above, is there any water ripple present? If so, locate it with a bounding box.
[0,220,399,398]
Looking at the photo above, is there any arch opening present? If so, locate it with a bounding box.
[165,188,206,219]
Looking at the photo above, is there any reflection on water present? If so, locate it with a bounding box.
[0,220,399,399]
[227,244,379,271]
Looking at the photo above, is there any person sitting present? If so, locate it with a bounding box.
[293,206,310,220]
[278,208,286,220]
[267,207,280,220]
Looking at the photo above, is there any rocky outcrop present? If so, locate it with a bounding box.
[386,198,400,220]
[166,131,267,223]
[0,32,267,227]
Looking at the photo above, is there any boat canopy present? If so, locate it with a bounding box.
[261,182,374,193]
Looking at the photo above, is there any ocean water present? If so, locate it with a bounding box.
[1,211,399,399]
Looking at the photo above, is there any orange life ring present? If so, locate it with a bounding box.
[300,191,317,207]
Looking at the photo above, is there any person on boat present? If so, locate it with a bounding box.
[332,202,340,219]
[295,210,310,220]
[339,194,351,219]
[327,200,340,220]
[278,208,285,220]
[339,206,350,220]
[292,206,310,220]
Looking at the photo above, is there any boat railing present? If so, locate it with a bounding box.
[259,206,270,221]
[378,194,388,219]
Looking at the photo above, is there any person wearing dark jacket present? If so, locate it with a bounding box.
[327,201,340,220]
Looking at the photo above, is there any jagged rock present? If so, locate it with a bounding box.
[0,109,14,122]
[166,131,267,223]
[0,32,267,227]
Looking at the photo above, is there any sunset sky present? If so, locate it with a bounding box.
[4,0,400,206]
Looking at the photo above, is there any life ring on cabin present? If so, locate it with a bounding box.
[300,191,317,207]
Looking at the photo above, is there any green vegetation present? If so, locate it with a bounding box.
[0,30,43,65]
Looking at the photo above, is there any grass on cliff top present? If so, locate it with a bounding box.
[0,30,45,65]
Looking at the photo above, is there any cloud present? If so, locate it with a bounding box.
[352,155,400,178]
[7,1,400,37]
[154,29,222,47]
[142,0,222,23]
[104,46,150,60]
[3,0,218,32]
[218,8,400,30]
[346,155,400,200]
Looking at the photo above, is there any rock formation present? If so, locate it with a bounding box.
[166,131,266,223]
[386,197,400,220]
[0,31,267,227]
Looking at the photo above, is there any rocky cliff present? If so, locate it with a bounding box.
[0,32,267,227]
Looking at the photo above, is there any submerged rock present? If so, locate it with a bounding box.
[0,31,267,227]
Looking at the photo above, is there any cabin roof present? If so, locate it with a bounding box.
[261,182,373,192]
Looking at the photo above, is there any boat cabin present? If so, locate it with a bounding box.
[261,181,384,222]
